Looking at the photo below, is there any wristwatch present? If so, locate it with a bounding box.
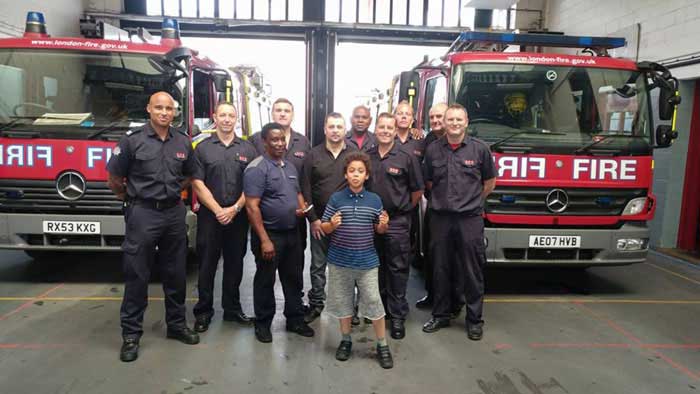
[233,203,241,213]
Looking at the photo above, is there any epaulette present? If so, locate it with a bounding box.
[125,126,145,136]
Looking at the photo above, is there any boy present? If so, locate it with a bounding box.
[321,152,393,369]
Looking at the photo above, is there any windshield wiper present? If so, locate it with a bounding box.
[574,134,641,155]
[489,128,567,151]
[87,121,132,140]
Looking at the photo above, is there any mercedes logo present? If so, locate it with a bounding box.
[546,70,558,81]
[56,171,86,201]
[545,188,569,213]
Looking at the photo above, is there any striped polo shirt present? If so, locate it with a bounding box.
[322,187,383,270]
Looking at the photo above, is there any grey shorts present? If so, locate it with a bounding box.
[326,264,385,320]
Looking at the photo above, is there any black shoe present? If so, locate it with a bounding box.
[335,340,353,361]
[194,315,211,333]
[351,314,360,326]
[415,295,432,309]
[223,311,254,325]
[303,306,323,323]
[390,320,405,340]
[422,317,450,333]
[166,326,200,345]
[467,324,483,341]
[376,344,394,369]
[255,325,272,343]
[286,322,315,337]
[119,337,139,362]
[450,306,464,320]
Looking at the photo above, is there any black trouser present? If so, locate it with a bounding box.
[377,212,411,321]
[251,228,304,328]
[430,212,486,325]
[423,208,465,309]
[120,201,187,339]
[193,207,249,319]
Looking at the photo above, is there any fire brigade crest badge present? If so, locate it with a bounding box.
[112,146,121,156]
[176,152,186,159]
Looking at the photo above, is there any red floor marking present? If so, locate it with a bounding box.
[0,283,65,321]
[0,343,68,349]
[494,343,512,350]
[573,301,700,381]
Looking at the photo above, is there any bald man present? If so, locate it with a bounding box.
[108,91,200,362]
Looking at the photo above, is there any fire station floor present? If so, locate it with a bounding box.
[0,249,699,394]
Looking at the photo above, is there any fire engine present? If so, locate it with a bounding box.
[0,12,264,258]
[393,31,681,266]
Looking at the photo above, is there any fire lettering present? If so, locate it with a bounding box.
[0,144,52,167]
[573,159,636,181]
[497,156,545,179]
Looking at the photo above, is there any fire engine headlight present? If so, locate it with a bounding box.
[622,197,647,216]
[616,238,649,251]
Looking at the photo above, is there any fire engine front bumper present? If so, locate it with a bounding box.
[0,212,197,252]
[485,222,650,266]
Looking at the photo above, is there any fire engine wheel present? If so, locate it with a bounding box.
[25,250,51,260]
[13,102,54,116]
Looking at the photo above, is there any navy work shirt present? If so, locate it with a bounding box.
[346,130,377,152]
[243,155,301,231]
[107,122,196,202]
[249,130,310,175]
[192,134,259,207]
[301,143,357,222]
[423,136,497,215]
[397,134,426,161]
[367,143,424,215]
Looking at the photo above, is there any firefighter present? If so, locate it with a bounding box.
[421,104,496,340]
[244,122,315,343]
[367,113,424,339]
[191,102,259,332]
[301,113,357,323]
[346,105,377,152]
[393,100,425,158]
[416,102,466,320]
[107,91,199,362]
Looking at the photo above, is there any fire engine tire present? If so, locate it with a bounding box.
[25,250,52,260]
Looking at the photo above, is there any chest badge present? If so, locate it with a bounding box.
[293,151,305,158]
[176,152,186,159]
[464,159,475,166]
[388,167,400,175]
[413,150,423,156]
[238,155,248,162]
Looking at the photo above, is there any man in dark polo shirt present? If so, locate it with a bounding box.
[421,104,496,340]
[346,105,377,152]
[191,102,259,333]
[107,91,200,362]
[249,98,311,254]
[394,100,425,159]
[301,112,357,323]
[367,113,424,340]
[244,122,315,343]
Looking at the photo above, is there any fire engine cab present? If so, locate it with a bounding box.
[0,12,253,257]
[394,31,681,266]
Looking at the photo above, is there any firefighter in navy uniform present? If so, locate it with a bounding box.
[107,92,200,363]
[191,102,259,332]
[421,104,496,341]
[366,113,424,340]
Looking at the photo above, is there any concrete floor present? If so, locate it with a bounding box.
[0,249,699,394]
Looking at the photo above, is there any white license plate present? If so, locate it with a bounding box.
[42,221,101,234]
[528,235,581,249]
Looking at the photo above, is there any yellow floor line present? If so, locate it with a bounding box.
[647,262,700,287]
[0,296,699,304]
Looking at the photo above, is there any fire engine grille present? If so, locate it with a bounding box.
[503,248,601,261]
[0,180,123,214]
[486,187,647,216]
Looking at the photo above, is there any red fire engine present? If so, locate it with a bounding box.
[0,12,254,258]
[393,31,681,266]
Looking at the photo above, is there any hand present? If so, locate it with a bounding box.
[410,128,424,140]
[311,220,324,240]
[215,207,235,225]
[330,212,343,229]
[261,239,275,261]
[295,207,306,218]
[379,210,389,226]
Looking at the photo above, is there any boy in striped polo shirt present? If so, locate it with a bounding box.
[321,152,393,369]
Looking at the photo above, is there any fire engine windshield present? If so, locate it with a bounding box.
[0,49,186,139]
[451,63,652,155]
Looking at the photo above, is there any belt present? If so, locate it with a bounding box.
[130,198,181,210]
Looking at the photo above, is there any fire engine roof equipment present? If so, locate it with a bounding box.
[446,31,626,56]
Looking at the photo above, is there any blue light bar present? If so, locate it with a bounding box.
[161,18,181,40]
[26,11,46,24]
[456,31,626,49]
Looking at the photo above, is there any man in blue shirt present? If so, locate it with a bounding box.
[244,122,315,343]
